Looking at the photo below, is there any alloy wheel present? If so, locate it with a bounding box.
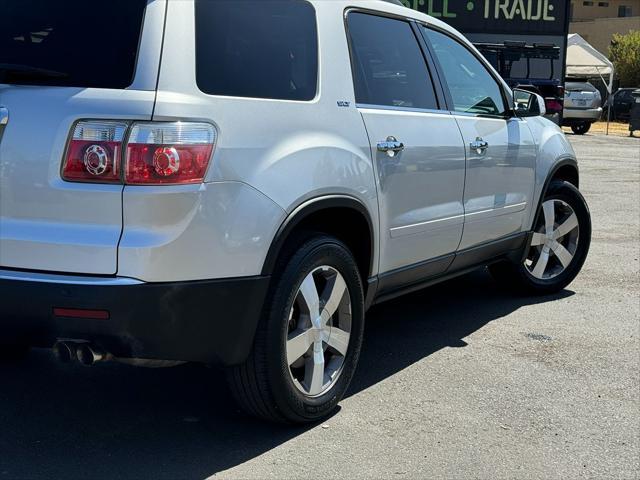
[525,199,580,280]
[286,266,352,398]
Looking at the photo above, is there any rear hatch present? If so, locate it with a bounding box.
[565,82,601,109]
[0,0,163,275]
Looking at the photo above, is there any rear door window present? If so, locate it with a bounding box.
[346,13,438,110]
[0,0,147,88]
[195,0,318,101]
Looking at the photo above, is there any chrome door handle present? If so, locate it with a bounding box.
[470,137,489,155]
[377,136,404,157]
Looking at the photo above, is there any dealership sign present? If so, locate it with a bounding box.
[401,0,568,35]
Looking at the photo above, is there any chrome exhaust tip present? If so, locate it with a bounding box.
[76,344,109,366]
[52,341,76,363]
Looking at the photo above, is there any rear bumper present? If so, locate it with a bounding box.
[563,107,602,122]
[0,269,269,366]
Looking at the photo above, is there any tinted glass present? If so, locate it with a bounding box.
[566,82,597,92]
[616,90,633,101]
[424,28,506,116]
[477,44,559,82]
[347,13,438,109]
[196,0,318,101]
[0,0,147,88]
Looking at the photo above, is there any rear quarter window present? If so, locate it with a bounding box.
[195,0,318,101]
[0,0,147,89]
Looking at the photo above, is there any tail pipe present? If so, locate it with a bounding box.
[52,342,183,368]
[75,344,112,366]
[52,341,76,363]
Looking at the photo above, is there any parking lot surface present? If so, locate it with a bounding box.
[0,133,638,480]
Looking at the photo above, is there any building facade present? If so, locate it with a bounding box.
[569,0,639,55]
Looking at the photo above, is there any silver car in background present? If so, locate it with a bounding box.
[563,81,603,135]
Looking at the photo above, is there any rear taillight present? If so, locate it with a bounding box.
[62,121,128,183]
[545,99,563,114]
[125,123,216,185]
[61,121,216,185]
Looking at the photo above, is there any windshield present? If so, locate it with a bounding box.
[0,0,147,88]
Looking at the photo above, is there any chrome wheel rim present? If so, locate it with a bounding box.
[286,266,351,398]
[525,199,580,280]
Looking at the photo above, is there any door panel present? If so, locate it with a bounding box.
[346,12,466,275]
[422,26,537,250]
[454,115,536,249]
[361,108,466,273]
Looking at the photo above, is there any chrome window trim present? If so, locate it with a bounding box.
[0,269,144,286]
[450,111,512,120]
[356,103,450,116]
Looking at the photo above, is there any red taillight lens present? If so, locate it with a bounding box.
[62,121,127,183]
[62,121,216,185]
[125,123,216,185]
[545,99,563,114]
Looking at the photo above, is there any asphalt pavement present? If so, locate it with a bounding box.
[0,133,638,480]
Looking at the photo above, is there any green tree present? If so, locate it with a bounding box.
[610,30,640,87]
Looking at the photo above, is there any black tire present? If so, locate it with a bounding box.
[490,180,591,295]
[571,122,591,135]
[227,234,365,424]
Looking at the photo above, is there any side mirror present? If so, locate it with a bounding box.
[513,88,546,117]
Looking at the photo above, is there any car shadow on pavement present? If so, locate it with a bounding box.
[0,269,573,480]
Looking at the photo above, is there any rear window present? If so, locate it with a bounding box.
[0,0,147,89]
[566,82,597,92]
[195,0,318,101]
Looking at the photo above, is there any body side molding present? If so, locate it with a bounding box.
[373,232,528,305]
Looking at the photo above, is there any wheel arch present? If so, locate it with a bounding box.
[261,195,375,283]
[531,158,580,228]
[549,160,580,189]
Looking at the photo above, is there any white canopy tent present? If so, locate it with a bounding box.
[566,33,615,134]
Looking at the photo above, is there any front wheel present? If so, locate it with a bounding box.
[571,122,591,135]
[490,180,591,295]
[227,235,365,423]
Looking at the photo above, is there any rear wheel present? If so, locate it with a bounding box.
[571,122,591,135]
[490,180,591,294]
[227,234,365,423]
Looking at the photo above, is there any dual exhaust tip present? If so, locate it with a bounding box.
[53,341,110,366]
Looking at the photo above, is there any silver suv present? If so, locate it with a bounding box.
[562,81,603,135]
[0,0,591,423]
